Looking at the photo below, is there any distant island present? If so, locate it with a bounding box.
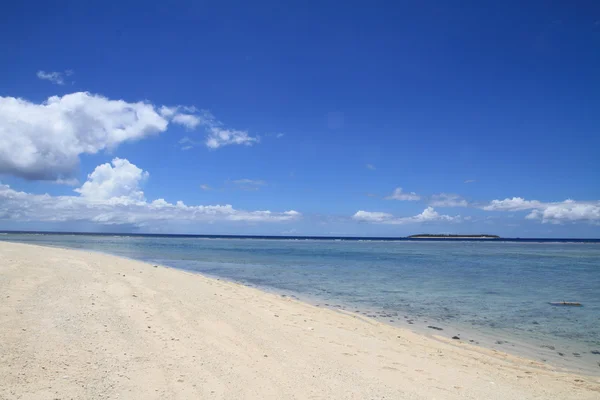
[408,234,500,239]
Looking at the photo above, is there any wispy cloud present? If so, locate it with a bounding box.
[178,136,201,150]
[464,179,476,184]
[353,207,460,225]
[201,111,259,149]
[200,184,212,191]
[231,179,267,191]
[384,187,420,201]
[36,70,73,85]
[429,193,468,207]
[172,114,201,129]
[366,164,376,170]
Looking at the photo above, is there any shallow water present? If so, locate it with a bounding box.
[2,233,599,374]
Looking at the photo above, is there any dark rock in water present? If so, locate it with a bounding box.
[427,326,443,331]
[573,353,581,357]
[591,350,600,355]
[558,352,565,357]
[153,265,158,268]
[541,345,556,350]
[389,320,394,322]
[408,321,414,324]
[452,336,460,340]
[469,340,474,343]
[495,340,506,345]
[532,321,539,325]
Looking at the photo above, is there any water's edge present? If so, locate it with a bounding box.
[2,239,598,377]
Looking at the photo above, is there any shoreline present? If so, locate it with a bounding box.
[2,239,599,375]
[408,236,498,239]
[1,241,599,399]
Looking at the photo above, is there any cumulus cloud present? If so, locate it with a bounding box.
[74,158,148,201]
[483,197,600,224]
[429,193,468,207]
[0,159,300,227]
[0,92,206,181]
[352,207,460,225]
[525,200,600,224]
[385,187,420,201]
[37,70,72,85]
[0,93,257,180]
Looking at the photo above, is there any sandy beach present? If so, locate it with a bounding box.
[0,242,598,399]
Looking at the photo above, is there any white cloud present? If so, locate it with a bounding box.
[172,113,201,129]
[0,92,258,180]
[200,184,212,191]
[54,178,79,186]
[231,179,266,191]
[0,92,187,181]
[173,111,259,150]
[178,136,200,150]
[366,164,376,170]
[482,197,544,211]
[385,187,421,201]
[352,210,393,223]
[232,179,266,186]
[158,106,178,118]
[352,207,460,225]
[276,133,285,138]
[429,193,468,207]
[464,179,476,184]
[483,197,600,224]
[37,70,68,85]
[74,158,148,201]
[0,159,300,227]
[525,201,600,224]
[200,111,259,149]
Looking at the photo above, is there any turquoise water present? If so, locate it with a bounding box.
[1,233,599,374]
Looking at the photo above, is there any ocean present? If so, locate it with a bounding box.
[1,232,599,374]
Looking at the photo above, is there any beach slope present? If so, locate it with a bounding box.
[0,241,598,399]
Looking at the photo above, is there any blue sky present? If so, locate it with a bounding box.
[0,1,599,237]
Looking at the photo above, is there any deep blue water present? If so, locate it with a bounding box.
[1,232,599,374]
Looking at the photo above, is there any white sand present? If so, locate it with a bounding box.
[1,241,598,399]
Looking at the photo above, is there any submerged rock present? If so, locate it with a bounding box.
[427,326,443,331]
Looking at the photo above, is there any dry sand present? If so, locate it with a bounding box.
[1,241,598,399]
